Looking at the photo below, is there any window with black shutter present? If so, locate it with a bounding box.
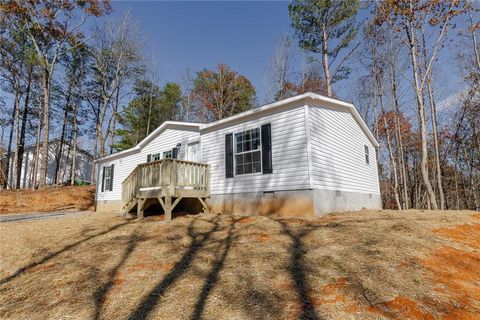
[225,133,234,178]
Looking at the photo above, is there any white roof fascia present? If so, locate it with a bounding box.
[94,121,202,163]
[200,92,379,148]
[95,93,379,163]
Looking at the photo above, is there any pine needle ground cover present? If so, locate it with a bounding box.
[0,186,95,214]
[0,210,478,319]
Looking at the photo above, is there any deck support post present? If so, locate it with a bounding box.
[198,197,209,214]
[165,196,172,221]
[137,198,145,219]
[158,196,183,222]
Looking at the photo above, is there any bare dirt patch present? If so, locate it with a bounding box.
[434,224,480,248]
[0,185,95,214]
[0,209,478,319]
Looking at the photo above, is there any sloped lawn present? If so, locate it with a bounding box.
[0,210,479,319]
[0,186,95,214]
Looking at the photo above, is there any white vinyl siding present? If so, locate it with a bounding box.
[308,104,380,194]
[95,128,199,202]
[201,105,310,194]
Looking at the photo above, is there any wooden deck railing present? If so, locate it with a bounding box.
[121,159,210,208]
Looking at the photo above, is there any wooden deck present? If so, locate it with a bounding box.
[121,159,210,221]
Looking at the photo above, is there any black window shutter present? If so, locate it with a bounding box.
[261,123,273,174]
[172,147,178,159]
[101,166,105,192]
[225,133,234,178]
[109,164,114,191]
[147,154,151,162]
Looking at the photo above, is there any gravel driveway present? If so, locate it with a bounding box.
[0,210,93,223]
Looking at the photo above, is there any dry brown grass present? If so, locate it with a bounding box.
[0,209,479,319]
[0,186,95,214]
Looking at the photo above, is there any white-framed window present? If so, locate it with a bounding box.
[364,145,370,164]
[163,150,172,159]
[102,164,114,192]
[234,127,262,175]
[147,153,161,162]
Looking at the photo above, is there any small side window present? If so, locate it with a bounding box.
[103,164,114,192]
[364,145,370,164]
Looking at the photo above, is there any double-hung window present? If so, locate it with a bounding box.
[163,150,172,159]
[364,145,370,164]
[234,128,262,175]
[102,164,114,192]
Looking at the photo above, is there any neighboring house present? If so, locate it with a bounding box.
[2,139,93,189]
[95,92,381,218]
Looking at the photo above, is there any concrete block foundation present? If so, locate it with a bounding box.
[96,189,382,218]
[208,189,382,218]
[95,200,122,214]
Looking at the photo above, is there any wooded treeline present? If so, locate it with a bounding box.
[0,0,478,211]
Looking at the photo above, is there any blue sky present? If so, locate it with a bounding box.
[105,1,295,103]
[0,0,467,148]
[102,1,463,109]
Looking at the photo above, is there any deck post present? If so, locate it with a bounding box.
[165,196,172,221]
[198,197,210,214]
[137,198,145,219]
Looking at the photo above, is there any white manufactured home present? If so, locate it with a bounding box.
[95,92,381,219]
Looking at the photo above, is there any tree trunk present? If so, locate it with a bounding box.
[467,0,480,71]
[321,28,333,97]
[454,151,460,210]
[147,82,153,135]
[61,137,72,184]
[421,33,445,210]
[405,22,438,209]
[38,69,51,188]
[31,107,43,190]
[380,101,402,210]
[70,103,79,186]
[390,66,409,209]
[6,91,19,189]
[16,69,32,189]
[108,87,120,154]
[11,87,21,188]
[55,81,72,184]
[426,80,445,209]
[462,142,480,210]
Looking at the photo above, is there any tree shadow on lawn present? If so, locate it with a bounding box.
[0,219,135,286]
[189,216,239,320]
[277,219,324,320]
[128,214,223,319]
[93,230,143,320]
